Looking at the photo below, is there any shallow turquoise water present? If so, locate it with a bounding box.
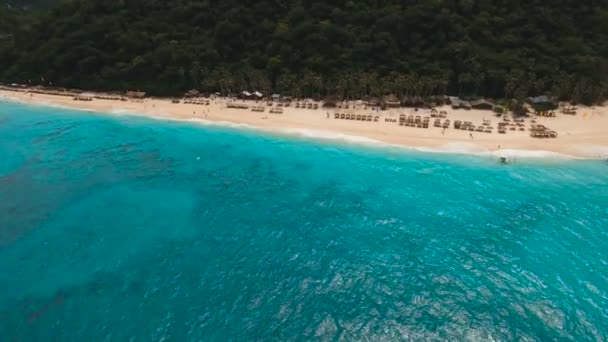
[1,101,607,340]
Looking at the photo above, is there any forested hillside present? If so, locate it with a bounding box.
[1,0,608,103]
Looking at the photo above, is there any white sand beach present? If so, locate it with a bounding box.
[2,88,608,159]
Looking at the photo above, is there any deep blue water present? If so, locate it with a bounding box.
[1,101,607,341]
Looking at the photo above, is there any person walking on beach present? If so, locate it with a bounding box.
[469,133,473,139]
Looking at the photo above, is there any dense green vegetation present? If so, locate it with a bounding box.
[1,0,608,103]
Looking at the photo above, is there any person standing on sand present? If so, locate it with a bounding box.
[470,133,473,139]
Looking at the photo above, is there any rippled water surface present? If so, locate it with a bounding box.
[1,102,607,340]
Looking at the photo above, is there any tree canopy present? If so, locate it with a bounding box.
[1,0,608,104]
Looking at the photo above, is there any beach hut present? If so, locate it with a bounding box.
[363,97,381,107]
[271,94,281,101]
[382,94,401,108]
[470,99,495,110]
[527,95,558,111]
[253,91,264,100]
[450,97,472,110]
[240,91,252,99]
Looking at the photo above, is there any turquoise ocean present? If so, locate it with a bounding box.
[0,101,607,340]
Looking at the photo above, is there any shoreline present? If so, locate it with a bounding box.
[2,88,608,160]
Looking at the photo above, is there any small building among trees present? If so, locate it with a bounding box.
[527,95,558,110]
[470,99,495,110]
[240,91,252,99]
[450,97,471,110]
[382,94,401,108]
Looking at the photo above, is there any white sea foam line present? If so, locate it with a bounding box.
[184,117,255,130]
[490,149,577,159]
[187,120,580,160]
[572,144,608,159]
[278,127,386,145]
[397,143,579,160]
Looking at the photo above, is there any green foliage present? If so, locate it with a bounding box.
[2,0,608,103]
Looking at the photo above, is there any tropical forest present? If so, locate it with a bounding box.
[1,0,607,104]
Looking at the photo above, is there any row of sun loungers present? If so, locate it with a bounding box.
[530,124,557,138]
[267,102,291,107]
[430,110,448,118]
[334,113,379,122]
[498,122,526,133]
[184,99,210,105]
[94,95,123,101]
[227,103,249,109]
[269,108,284,114]
[295,103,319,109]
[530,131,558,138]
[73,96,93,101]
[433,119,450,128]
[251,107,265,112]
[453,120,494,133]
[401,121,429,128]
[399,115,430,128]
[502,117,526,123]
